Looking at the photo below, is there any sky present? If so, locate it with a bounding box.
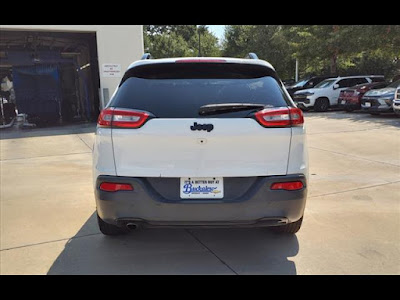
[207,25,226,42]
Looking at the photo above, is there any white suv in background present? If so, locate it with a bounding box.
[293,75,385,111]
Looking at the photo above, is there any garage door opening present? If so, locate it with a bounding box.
[0,30,100,127]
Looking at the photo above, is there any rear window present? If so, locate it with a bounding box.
[370,77,385,83]
[109,63,290,118]
[387,79,400,88]
[314,79,336,88]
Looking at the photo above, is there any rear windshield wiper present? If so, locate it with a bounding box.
[198,103,268,116]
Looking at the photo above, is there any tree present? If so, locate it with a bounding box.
[222,25,256,58]
[281,25,400,78]
[222,25,295,79]
[195,26,220,57]
[144,32,193,58]
[143,25,221,58]
[144,25,400,80]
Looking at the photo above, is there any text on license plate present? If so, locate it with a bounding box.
[180,177,224,199]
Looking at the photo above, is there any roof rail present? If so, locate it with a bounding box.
[141,53,152,60]
[245,52,258,60]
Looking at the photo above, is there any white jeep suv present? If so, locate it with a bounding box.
[293,75,385,111]
[93,54,308,235]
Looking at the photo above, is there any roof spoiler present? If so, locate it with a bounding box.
[245,52,258,60]
[141,53,152,60]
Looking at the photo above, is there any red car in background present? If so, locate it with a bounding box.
[338,81,388,112]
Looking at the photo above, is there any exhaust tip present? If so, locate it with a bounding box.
[126,223,138,230]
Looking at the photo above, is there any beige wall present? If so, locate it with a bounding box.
[0,25,144,108]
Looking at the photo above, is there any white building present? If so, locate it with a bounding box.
[0,25,143,124]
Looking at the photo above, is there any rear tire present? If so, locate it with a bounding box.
[97,213,128,236]
[314,98,330,112]
[271,217,303,234]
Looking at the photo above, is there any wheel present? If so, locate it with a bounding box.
[271,217,303,234]
[314,98,330,112]
[97,213,128,235]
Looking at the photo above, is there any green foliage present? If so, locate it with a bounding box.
[223,25,297,79]
[145,32,193,58]
[223,25,400,80]
[143,25,400,81]
[143,25,221,58]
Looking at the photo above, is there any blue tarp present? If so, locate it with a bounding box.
[2,50,73,67]
[13,65,62,122]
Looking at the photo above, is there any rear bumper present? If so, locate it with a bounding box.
[295,102,311,110]
[338,101,360,111]
[116,217,290,229]
[293,99,312,109]
[361,105,393,113]
[95,174,307,228]
[393,100,400,113]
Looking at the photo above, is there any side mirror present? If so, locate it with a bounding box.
[333,84,340,90]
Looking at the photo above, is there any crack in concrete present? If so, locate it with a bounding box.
[0,232,102,252]
[75,134,93,151]
[309,180,400,198]
[309,146,400,168]
[185,229,238,275]
[0,151,92,162]
[307,126,398,135]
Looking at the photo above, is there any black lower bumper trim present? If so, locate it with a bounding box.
[338,103,360,110]
[116,217,289,229]
[362,107,393,113]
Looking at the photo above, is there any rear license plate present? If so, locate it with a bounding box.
[365,102,371,107]
[180,177,224,199]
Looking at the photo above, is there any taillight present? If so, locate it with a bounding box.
[255,107,304,127]
[289,107,304,126]
[99,182,134,192]
[97,108,113,127]
[97,107,150,129]
[111,109,149,128]
[271,181,304,191]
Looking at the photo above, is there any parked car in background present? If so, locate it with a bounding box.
[283,79,296,88]
[286,76,331,97]
[393,86,400,116]
[361,79,400,115]
[293,75,385,112]
[338,81,388,112]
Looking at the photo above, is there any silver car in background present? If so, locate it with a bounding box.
[361,79,400,115]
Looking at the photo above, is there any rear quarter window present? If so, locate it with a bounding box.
[109,63,290,118]
[338,78,368,88]
[370,77,385,83]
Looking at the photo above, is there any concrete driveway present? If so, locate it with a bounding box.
[1,112,399,274]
